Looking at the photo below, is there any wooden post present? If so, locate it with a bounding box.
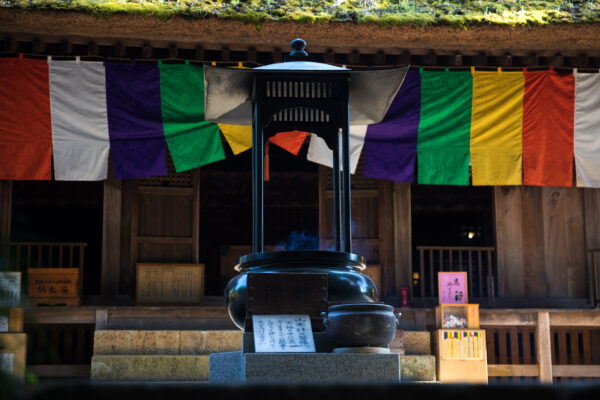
[95,309,108,330]
[101,168,122,300]
[0,181,12,267]
[536,311,553,383]
[392,182,412,302]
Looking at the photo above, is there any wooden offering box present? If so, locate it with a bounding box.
[436,304,479,329]
[433,329,488,383]
[28,268,80,306]
[136,263,204,305]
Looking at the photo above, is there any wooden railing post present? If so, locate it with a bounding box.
[536,311,553,383]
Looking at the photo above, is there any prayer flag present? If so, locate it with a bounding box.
[269,131,309,155]
[522,69,574,187]
[49,60,110,181]
[417,70,471,185]
[219,124,252,155]
[159,63,224,172]
[0,57,52,180]
[362,69,420,182]
[471,71,524,186]
[105,62,167,179]
[306,126,368,174]
[574,72,600,188]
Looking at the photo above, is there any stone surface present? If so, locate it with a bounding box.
[210,352,400,384]
[91,355,210,381]
[403,331,431,355]
[389,330,405,355]
[94,330,242,355]
[400,355,436,382]
[209,352,244,383]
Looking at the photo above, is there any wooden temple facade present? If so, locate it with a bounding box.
[1,9,600,382]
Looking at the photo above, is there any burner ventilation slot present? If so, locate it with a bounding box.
[265,80,335,99]
[272,107,330,123]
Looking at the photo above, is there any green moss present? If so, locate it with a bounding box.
[1,0,599,28]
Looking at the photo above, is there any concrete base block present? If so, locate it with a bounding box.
[400,355,436,382]
[91,355,210,381]
[209,352,400,384]
[94,330,242,355]
[403,331,431,355]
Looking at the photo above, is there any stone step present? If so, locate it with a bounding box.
[91,355,209,381]
[402,331,432,355]
[93,330,242,356]
[401,355,436,382]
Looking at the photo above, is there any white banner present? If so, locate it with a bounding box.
[306,126,367,174]
[50,60,110,181]
[574,72,600,187]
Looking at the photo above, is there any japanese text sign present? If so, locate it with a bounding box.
[252,315,316,353]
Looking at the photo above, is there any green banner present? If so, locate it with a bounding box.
[417,70,472,185]
[159,63,224,172]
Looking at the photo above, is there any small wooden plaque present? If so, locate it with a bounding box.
[245,273,327,332]
[28,268,79,298]
[136,263,204,305]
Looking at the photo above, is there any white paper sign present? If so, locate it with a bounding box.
[0,353,14,374]
[253,315,315,353]
[0,272,21,306]
[0,316,8,332]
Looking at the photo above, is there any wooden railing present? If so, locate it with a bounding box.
[7,242,86,270]
[415,246,496,306]
[483,310,600,382]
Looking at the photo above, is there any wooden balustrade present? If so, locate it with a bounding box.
[7,242,86,270]
[415,246,496,306]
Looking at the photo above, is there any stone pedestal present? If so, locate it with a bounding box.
[210,351,401,384]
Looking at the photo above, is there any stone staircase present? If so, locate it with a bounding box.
[91,329,436,382]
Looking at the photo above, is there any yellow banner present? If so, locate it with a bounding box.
[471,71,524,185]
[219,124,252,155]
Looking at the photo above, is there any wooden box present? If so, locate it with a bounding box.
[28,268,80,306]
[136,263,204,305]
[433,329,488,383]
[0,333,27,380]
[436,304,479,329]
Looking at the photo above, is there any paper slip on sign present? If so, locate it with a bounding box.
[253,315,315,353]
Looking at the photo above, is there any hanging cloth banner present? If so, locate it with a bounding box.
[159,63,225,172]
[264,131,309,181]
[574,71,600,188]
[470,70,524,186]
[0,57,52,180]
[306,126,367,174]
[362,69,420,182]
[105,61,167,179]
[522,69,574,187]
[49,60,110,181]
[417,70,472,185]
[219,124,252,155]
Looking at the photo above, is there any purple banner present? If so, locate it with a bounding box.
[105,62,167,179]
[362,69,421,182]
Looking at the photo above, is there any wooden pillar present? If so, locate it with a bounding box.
[583,188,600,305]
[392,182,412,302]
[0,181,12,267]
[536,311,553,383]
[101,171,122,300]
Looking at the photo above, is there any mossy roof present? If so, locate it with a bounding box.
[1,0,599,27]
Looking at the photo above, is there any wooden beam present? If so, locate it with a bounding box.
[553,365,600,378]
[101,167,122,299]
[488,364,539,377]
[536,311,553,383]
[480,309,537,326]
[25,308,96,324]
[28,364,90,378]
[549,311,600,327]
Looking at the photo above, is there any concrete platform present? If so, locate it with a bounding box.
[94,330,242,355]
[91,355,209,381]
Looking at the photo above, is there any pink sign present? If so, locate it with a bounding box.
[438,272,468,304]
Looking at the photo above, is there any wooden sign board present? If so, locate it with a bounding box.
[136,263,204,305]
[28,268,79,298]
[245,273,328,332]
[0,272,21,306]
[438,272,468,304]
